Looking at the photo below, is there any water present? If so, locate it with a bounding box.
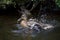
[0,14,60,40]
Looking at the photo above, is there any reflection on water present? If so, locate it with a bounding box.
[0,15,60,40]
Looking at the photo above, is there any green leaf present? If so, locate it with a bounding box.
[55,0,60,7]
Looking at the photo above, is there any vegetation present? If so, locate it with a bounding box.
[0,0,60,17]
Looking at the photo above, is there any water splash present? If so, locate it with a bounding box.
[11,14,58,37]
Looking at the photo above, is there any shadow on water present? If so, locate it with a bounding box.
[0,14,60,40]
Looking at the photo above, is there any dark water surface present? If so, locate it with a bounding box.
[0,15,60,40]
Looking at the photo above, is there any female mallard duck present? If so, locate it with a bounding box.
[17,8,33,28]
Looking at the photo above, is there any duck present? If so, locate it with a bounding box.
[17,14,28,28]
[17,13,42,30]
